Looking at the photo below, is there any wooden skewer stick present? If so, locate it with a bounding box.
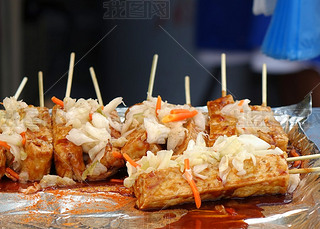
[89,67,104,106]
[38,71,44,107]
[262,63,267,106]
[14,77,28,100]
[287,154,320,162]
[221,53,227,97]
[185,76,191,105]
[65,52,75,98]
[147,54,158,100]
[289,167,320,174]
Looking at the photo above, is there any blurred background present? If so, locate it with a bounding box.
[1,0,320,107]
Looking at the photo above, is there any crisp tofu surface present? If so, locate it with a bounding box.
[133,154,289,210]
[207,96,288,151]
[52,105,86,181]
[20,107,54,181]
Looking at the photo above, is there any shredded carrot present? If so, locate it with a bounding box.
[162,110,198,123]
[123,153,140,168]
[89,113,93,121]
[290,149,299,157]
[110,178,124,183]
[225,207,237,215]
[155,95,162,116]
[238,100,245,106]
[20,132,26,145]
[6,167,19,180]
[290,149,301,167]
[184,158,201,209]
[293,160,301,167]
[112,151,123,159]
[0,141,10,150]
[51,96,64,108]
[170,109,192,114]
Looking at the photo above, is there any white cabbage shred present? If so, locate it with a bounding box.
[221,99,272,135]
[124,132,286,188]
[0,97,44,171]
[121,96,206,151]
[39,175,76,188]
[64,97,123,166]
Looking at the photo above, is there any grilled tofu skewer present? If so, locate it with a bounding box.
[0,77,28,180]
[207,95,288,151]
[0,76,53,182]
[52,56,124,181]
[124,133,292,210]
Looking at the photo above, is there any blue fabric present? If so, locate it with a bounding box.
[196,0,270,51]
[262,0,320,60]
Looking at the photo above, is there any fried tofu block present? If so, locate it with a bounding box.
[173,120,202,155]
[52,105,125,182]
[207,96,288,151]
[207,95,236,146]
[121,127,163,160]
[133,154,289,210]
[86,143,125,181]
[20,107,53,181]
[52,105,85,181]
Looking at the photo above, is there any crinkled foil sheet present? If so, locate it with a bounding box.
[0,95,319,228]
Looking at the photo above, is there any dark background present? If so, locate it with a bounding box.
[1,0,320,108]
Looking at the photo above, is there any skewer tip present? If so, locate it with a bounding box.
[185,75,191,105]
[221,53,227,97]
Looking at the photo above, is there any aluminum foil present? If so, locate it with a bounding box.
[0,95,319,228]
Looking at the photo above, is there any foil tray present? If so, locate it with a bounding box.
[0,95,319,229]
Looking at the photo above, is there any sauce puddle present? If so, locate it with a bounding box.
[160,195,292,229]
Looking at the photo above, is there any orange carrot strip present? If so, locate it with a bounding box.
[293,160,301,167]
[0,141,10,150]
[112,151,123,159]
[184,158,201,209]
[6,167,19,180]
[170,109,192,114]
[89,113,93,121]
[20,132,26,145]
[290,149,300,157]
[225,207,237,216]
[238,100,244,106]
[123,153,140,168]
[162,110,198,123]
[155,95,162,116]
[51,96,64,108]
[290,149,301,167]
[110,178,124,183]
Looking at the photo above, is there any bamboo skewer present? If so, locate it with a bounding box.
[38,71,44,107]
[287,154,320,162]
[221,53,227,97]
[65,52,75,98]
[147,54,158,100]
[89,67,104,106]
[14,77,28,100]
[289,167,320,174]
[262,63,267,106]
[185,76,191,105]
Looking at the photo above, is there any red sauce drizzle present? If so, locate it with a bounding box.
[160,195,292,229]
